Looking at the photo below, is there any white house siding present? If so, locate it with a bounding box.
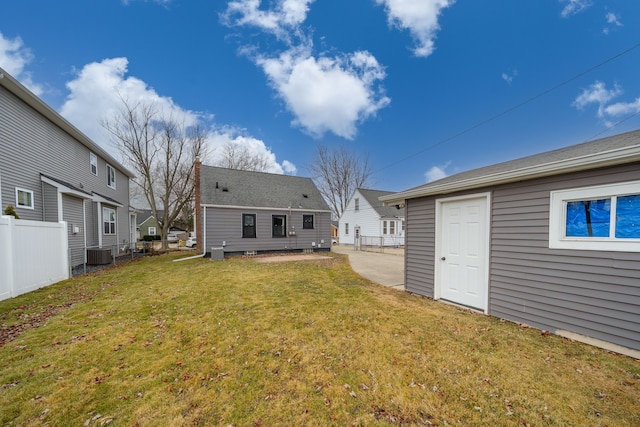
[339,191,382,245]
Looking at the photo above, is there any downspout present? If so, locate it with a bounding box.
[194,157,205,257]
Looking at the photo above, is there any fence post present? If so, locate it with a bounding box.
[0,216,16,299]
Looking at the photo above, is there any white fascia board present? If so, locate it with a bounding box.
[381,145,640,205]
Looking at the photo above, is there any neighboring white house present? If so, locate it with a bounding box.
[338,188,405,247]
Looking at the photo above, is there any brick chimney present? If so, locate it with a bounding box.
[194,157,202,253]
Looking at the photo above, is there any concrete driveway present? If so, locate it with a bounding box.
[331,245,404,290]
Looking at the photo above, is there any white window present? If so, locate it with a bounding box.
[549,181,640,252]
[16,187,34,209]
[107,164,116,189]
[390,221,396,235]
[382,220,388,234]
[345,223,349,235]
[355,198,359,211]
[103,207,116,235]
[149,227,156,236]
[90,152,98,175]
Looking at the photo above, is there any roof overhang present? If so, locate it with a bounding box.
[92,192,124,208]
[41,175,93,199]
[380,144,640,205]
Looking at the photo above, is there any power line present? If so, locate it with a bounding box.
[376,41,640,174]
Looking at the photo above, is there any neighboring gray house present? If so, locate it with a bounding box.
[338,188,405,247]
[195,163,332,256]
[381,130,640,357]
[0,66,135,267]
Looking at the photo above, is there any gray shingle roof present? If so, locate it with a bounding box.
[381,129,640,204]
[200,165,330,211]
[357,188,405,218]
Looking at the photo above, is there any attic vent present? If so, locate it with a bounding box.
[302,194,308,198]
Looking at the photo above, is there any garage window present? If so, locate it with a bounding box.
[549,181,640,251]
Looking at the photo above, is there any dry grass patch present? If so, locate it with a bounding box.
[0,253,638,426]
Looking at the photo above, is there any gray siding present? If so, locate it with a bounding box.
[204,207,332,254]
[0,84,131,251]
[404,197,435,296]
[489,163,640,351]
[62,194,86,267]
[86,202,99,247]
[42,182,58,222]
[405,162,640,351]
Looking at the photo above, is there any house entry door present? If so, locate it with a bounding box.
[437,194,489,312]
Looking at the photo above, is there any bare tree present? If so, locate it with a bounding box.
[308,145,373,219]
[215,141,272,172]
[102,97,207,249]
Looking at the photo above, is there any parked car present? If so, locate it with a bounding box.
[186,236,197,248]
[167,233,179,243]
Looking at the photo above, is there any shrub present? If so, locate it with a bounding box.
[3,205,19,219]
[142,235,161,241]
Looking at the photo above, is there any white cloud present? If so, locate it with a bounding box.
[221,0,314,41]
[501,69,518,84]
[573,80,640,125]
[256,48,390,139]
[281,160,297,174]
[603,12,623,34]
[60,58,293,174]
[572,81,622,117]
[0,32,43,96]
[560,0,592,18]
[375,0,455,58]
[424,162,450,183]
[602,98,640,117]
[60,57,201,150]
[209,127,296,174]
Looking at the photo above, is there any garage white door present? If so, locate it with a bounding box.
[437,194,489,312]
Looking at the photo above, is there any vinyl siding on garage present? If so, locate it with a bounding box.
[403,162,640,351]
[404,197,435,297]
[489,162,640,351]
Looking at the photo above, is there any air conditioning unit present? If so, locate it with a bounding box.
[87,248,112,265]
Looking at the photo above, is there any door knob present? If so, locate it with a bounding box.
[441,257,446,261]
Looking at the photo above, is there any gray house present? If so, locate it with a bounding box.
[0,66,134,267]
[195,162,332,256]
[381,130,640,357]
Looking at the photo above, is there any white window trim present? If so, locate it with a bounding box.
[149,226,156,236]
[106,164,116,189]
[90,152,98,176]
[103,206,117,235]
[549,181,640,252]
[15,187,34,209]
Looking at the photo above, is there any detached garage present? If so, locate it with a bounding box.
[381,129,640,358]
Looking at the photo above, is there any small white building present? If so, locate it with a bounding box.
[338,188,405,247]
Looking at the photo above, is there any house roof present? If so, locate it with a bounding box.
[0,66,134,178]
[357,188,405,218]
[200,165,331,212]
[381,129,640,205]
[136,209,165,226]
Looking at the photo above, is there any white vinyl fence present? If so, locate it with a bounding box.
[0,216,69,301]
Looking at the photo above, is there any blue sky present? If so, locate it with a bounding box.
[1,0,639,191]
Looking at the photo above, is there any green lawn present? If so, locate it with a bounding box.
[1,252,638,426]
